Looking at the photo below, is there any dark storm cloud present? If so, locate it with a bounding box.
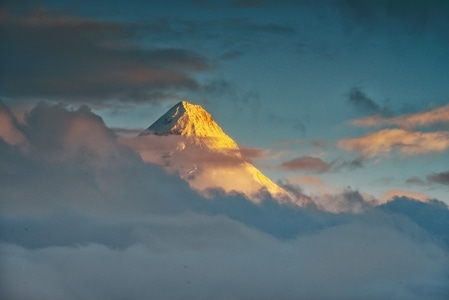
[427,170,449,185]
[347,87,389,115]
[0,7,209,103]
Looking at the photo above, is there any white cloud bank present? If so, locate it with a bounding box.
[1,102,448,300]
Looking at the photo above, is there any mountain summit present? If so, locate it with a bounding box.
[140,101,238,149]
[138,100,290,202]
[140,100,238,148]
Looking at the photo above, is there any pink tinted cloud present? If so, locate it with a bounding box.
[381,190,430,203]
[0,102,27,148]
[280,156,331,173]
[5,103,126,164]
[337,128,449,157]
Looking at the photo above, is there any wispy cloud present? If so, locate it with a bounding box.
[335,0,449,42]
[0,7,210,103]
[427,170,449,186]
[0,100,27,147]
[341,103,449,158]
[338,128,449,157]
[351,104,449,129]
[280,156,331,173]
[347,87,390,115]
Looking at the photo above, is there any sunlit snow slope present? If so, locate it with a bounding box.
[138,101,289,202]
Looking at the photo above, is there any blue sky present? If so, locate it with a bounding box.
[2,0,448,202]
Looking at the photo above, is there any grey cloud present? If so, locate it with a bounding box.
[336,0,449,41]
[279,155,365,174]
[427,170,449,185]
[347,87,389,115]
[406,176,428,186]
[406,171,449,187]
[0,8,209,103]
[2,210,448,300]
[1,102,449,299]
[317,189,377,214]
[334,156,366,171]
[0,5,299,105]
[280,156,331,173]
[380,197,449,249]
[0,102,198,215]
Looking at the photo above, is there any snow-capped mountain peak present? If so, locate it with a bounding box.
[137,100,290,202]
[139,100,238,149]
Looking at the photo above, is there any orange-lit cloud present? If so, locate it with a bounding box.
[351,104,449,129]
[381,190,430,203]
[337,128,449,157]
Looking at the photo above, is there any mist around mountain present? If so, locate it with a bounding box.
[1,101,448,300]
[133,100,292,202]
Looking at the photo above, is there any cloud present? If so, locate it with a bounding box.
[314,189,378,214]
[121,134,289,202]
[404,170,449,187]
[2,209,448,300]
[333,156,366,170]
[406,176,428,186]
[280,156,331,173]
[0,102,199,215]
[0,100,27,147]
[278,177,378,213]
[21,103,123,162]
[380,197,449,248]
[381,190,430,204]
[351,103,449,129]
[335,0,449,41]
[427,170,449,185]
[0,7,210,103]
[1,101,449,299]
[347,87,389,115]
[337,128,449,157]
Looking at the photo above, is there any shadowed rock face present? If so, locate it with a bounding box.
[137,100,291,202]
